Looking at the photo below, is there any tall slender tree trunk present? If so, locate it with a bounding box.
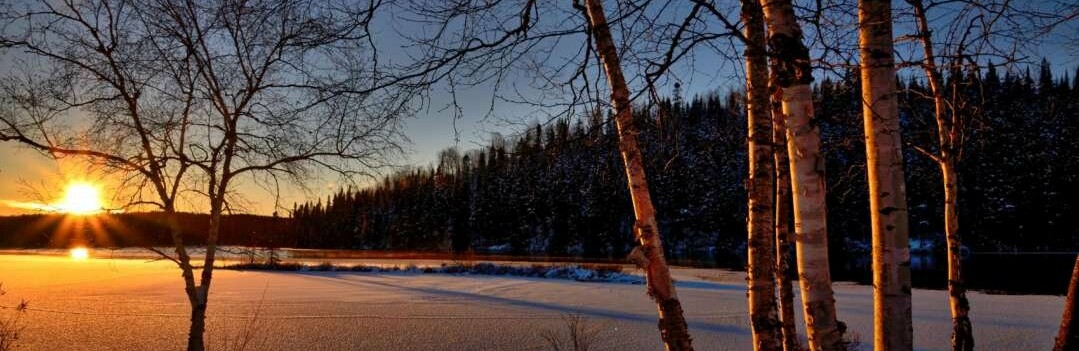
[742,0,782,349]
[1056,255,1079,351]
[772,85,799,351]
[580,1,693,350]
[941,160,972,350]
[858,1,913,349]
[759,1,845,350]
[908,2,973,348]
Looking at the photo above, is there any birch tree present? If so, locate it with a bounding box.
[758,0,846,349]
[137,1,412,348]
[3,1,414,350]
[901,1,1047,348]
[907,1,973,346]
[858,0,913,349]
[741,0,781,349]
[0,2,205,348]
[771,81,799,351]
[389,0,733,347]
[579,1,693,349]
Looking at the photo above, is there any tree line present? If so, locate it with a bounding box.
[0,212,292,249]
[290,62,1079,257]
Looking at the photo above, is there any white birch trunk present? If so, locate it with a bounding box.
[858,0,913,349]
[742,0,782,349]
[581,1,693,349]
[759,0,846,349]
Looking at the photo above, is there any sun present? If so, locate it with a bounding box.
[70,247,91,260]
[56,183,104,215]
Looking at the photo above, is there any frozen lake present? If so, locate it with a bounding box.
[0,253,1063,350]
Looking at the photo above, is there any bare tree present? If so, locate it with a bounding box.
[387,0,728,348]
[858,0,913,349]
[895,1,1053,349]
[0,1,203,347]
[903,1,976,348]
[579,1,693,349]
[138,1,413,349]
[758,0,846,349]
[2,1,414,350]
[740,0,781,349]
[771,77,799,351]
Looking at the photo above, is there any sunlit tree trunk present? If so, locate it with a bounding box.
[161,203,204,351]
[742,0,782,349]
[581,1,693,350]
[940,160,972,349]
[908,1,973,348]
[187,199,223,351]
[772,85,799,351]
[1056,256,1079,351]
[858,0,913,349]
[759,0,845,350]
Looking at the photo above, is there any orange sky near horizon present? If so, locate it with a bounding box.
[0,144,345,217]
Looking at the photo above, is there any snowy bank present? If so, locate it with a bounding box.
[222,261,646,284]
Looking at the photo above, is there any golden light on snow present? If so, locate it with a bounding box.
[56,183,103,215]
[69,247,90,260]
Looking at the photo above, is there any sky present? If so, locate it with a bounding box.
[0,0,1075,216]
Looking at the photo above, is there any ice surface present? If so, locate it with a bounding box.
[0,254,1061,350]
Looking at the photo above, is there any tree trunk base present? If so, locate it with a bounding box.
[658,298,694,351]
[187,304,207,351]
[953,315,974,351]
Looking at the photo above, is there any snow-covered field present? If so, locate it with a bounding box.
[0,253,1062,350]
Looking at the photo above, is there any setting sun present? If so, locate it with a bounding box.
[69,247,90,260]
[56,183,104,215]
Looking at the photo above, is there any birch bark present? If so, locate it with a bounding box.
[759,0,845,349]
[858,0,914,349]
[742,0,782,349]
[581,1,693,349]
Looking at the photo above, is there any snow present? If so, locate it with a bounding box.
[0,253,1062,350]
[226,261,645,284]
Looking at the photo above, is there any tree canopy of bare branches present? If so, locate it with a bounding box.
[1,0,427,349]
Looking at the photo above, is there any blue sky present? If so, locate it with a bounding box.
[398,0,1078,173]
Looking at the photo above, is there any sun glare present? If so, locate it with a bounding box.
[70,247,90,260]
[57,183,104,215]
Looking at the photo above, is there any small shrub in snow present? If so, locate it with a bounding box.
[540,314,610,351]
[0,283,27,351]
